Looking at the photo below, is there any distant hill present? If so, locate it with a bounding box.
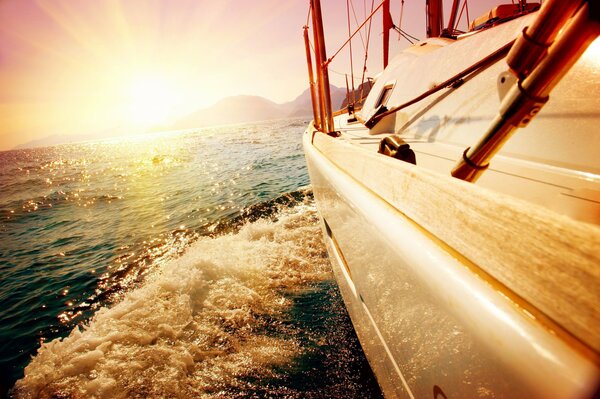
[14,86,351,149]
[173,95,285,129]
[172,85,348,130]
[14,133,103,150]
[284,86,347,118]
[340,81,374,109]
[12,125,136,150]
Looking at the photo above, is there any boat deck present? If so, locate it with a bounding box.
[306,123,600,397]
[331,110,600,227]
[305,2,600,397]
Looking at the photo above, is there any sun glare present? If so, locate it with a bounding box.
[0,0,306,150]
[127,74,181,127]
[583,37,600,65]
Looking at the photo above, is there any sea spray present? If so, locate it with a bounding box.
[13,204,333,398]
[2,119,382,398]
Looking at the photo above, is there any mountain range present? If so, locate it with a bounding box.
[14,86,348,149]
[171,85,347,129]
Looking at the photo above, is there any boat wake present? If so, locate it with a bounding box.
[12,195,345,398]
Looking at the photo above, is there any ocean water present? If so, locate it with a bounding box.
[0,118,382,398]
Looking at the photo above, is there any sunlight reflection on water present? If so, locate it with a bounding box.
[0,118,382,398]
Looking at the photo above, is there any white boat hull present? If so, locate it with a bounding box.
[304,128,599,398]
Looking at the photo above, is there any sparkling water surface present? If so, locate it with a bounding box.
[0,119,382,398]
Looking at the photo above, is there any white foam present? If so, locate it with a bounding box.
[14,204,330,398]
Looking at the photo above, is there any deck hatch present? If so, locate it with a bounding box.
[375,83,395,109]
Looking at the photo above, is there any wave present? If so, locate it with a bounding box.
[12,196,332,398]
[56,189,316,327]
[206,187,313,235]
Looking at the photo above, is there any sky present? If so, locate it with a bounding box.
[0,0,500,150]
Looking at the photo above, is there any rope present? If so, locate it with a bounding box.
[394,26,416,44]
[347,0,356,103]
[398,0,405,41]
[324,0,385,66]
[329,68,369,81]
[359,0,375,100]
[349,0,367,50]
[393,26,419,42]
[395,0,419,44]
[366,40,515,127]
[455,1,469,32]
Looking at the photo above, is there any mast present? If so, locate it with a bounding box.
[383,0,392,68]
[303,26,321,130]
[310,0,335,134]
[426,0,444,38]
[445,0,461,36]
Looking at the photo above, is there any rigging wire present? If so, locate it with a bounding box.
[347,0,356,103]
[368,40,515,126]
[349,0,367,50]
[456,1,466,32]
[329,67,369,81]
[394,0,419,44]
[393,25,419,42]
[398,0,405,41]
[393,26,416,44]
[359,0,375,100]
[308,34,316,60]
[309,0,418,103]
[324,0,386,66]
[455,0,471,33]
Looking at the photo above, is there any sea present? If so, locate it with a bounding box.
[0,118,383,398]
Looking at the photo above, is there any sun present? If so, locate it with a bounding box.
[127,73,181,128]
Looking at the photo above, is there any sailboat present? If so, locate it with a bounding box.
[302,0,599,397]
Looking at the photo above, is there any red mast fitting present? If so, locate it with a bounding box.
[382,0,392,68]
[310,0,335,134]
[445,0,461,36]
[426,0,444,37]
[302,25,321,131]
[324,1,386,67]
